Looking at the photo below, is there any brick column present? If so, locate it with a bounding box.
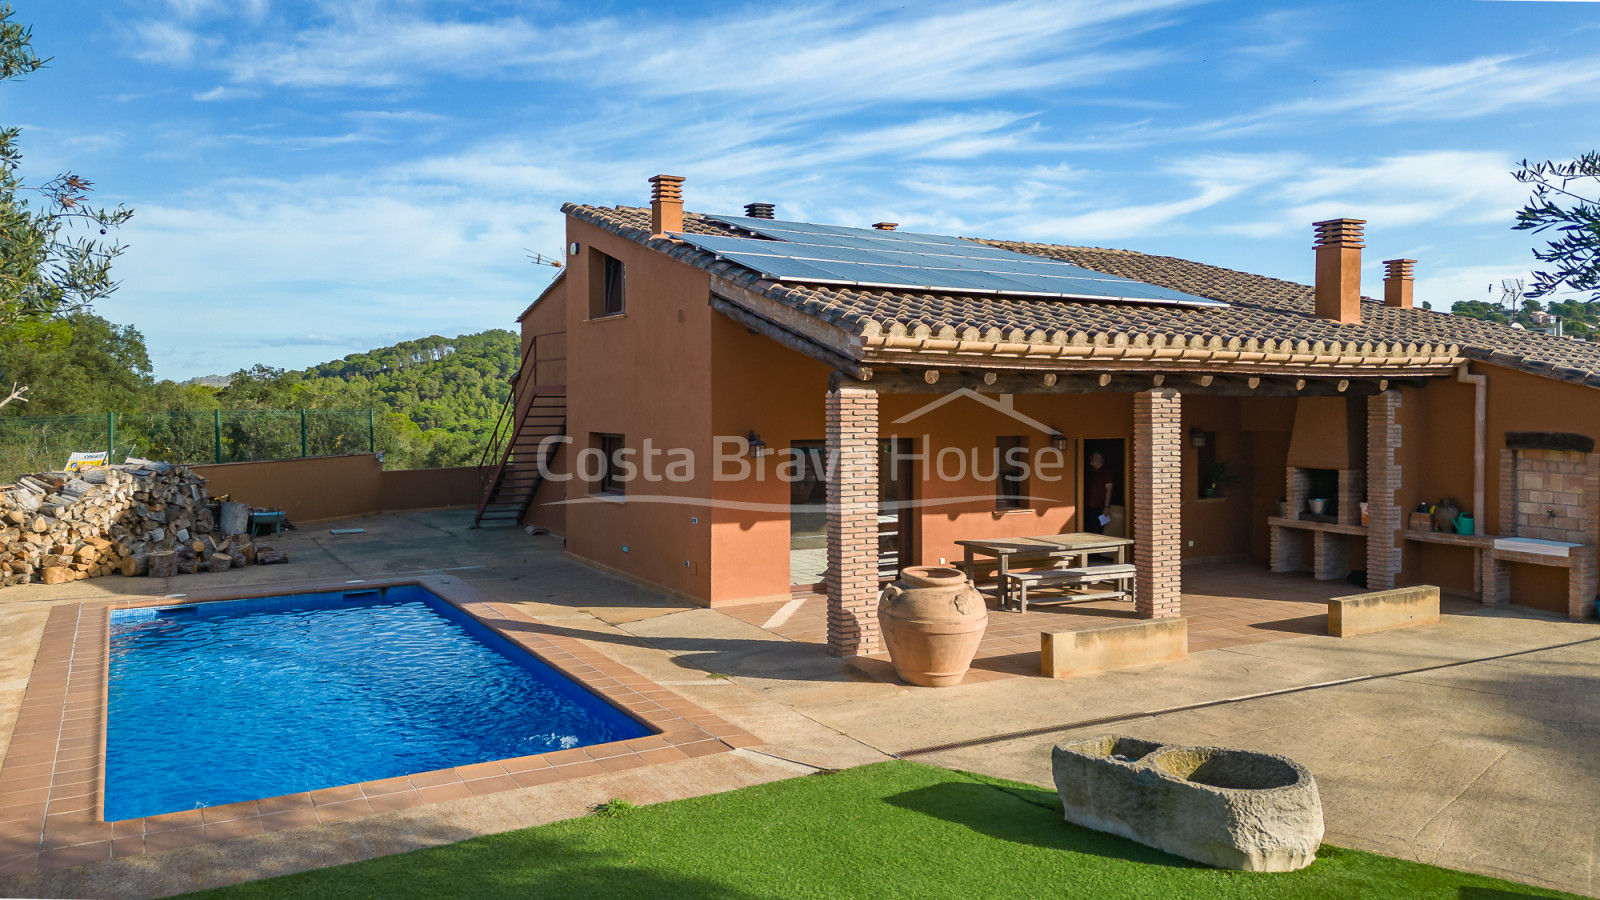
[1498,449,1516,538]
[1269,524,1303,573]
[1569,549,1597,620]
[1287,467,1311,520]
[825,386,881,656]
[1133,389,1181,618]
[1312,532,1349,581]
[1578,454,1600,619]
[1483,553,1509,606]
[1365,391,1403,590]
[1337,469,1365,527]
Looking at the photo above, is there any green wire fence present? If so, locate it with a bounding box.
[0,410,380,477]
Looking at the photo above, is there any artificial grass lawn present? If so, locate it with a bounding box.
[188,761,1577,900]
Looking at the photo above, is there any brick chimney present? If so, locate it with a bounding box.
[1383,258,1415,309]
[649,174,685,235]
[744,202,774,219]
[871,222,898,231]
[1313,218,1366,324]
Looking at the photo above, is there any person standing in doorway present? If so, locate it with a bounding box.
[1085,451,1115,535]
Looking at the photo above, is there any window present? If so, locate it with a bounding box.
[596,433,626,495]
[589,250,626,318]
[996,436,1028,510]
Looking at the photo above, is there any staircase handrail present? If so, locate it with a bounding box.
[475,332,557,523]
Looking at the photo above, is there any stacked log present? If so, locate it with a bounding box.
[0,461,288,587]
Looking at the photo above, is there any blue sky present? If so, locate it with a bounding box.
[6,0,1599,379]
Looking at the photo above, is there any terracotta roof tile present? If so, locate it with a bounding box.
[562,203,1600,386]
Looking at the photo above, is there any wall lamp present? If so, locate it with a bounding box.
[1190,427,1207,448]
[747,431,769,458]
[1049,431,1068,452]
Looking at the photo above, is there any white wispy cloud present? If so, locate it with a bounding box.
[135,0,1195,113]
[79,0,1600,378]
[1194,150,1531,239]
[129,22,207,64]
[114,173,562,375]
[1422,262,1536,310]
[1194,53,1600,140]
[192,85,256,101]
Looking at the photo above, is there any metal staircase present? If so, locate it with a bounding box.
[475,333,566,526]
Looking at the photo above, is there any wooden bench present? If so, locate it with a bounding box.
[1004,564,1136,613]
[962,551,1067,584]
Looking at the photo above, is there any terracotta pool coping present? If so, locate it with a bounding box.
[0,575,760,878]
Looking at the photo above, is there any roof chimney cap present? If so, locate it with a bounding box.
[744,202,775,219]
[871,222,898,231]
[1382,258,1416,309]
[1312,218,1366,249]
[649,174,685,202]
[1313,217,1365,323]
[1383,258,1416,280]
[649,174,685,235]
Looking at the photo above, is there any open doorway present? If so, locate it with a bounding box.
[1081,438,1128,537]
[788,438,919,590]
[788,442,828,589]
[879,438,917,579]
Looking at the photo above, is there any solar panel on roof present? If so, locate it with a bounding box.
[682,216,1228,308]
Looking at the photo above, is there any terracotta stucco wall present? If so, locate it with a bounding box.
[880,391,1117,570]
[193,454,476,523]
[1395,363,1600,611]
[708,315,830,605]
[561,217,714,603]
[705,331,1136,604]
[706,322,1107,603]
[1181,395,1254,560]
[377,467,479,513]
[1240,397,1293,561]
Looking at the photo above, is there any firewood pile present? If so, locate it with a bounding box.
[0,460,289,587]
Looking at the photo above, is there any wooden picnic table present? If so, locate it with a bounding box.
[955,533,1134,609]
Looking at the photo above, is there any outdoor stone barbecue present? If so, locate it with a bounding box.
[1052,734,1324,872]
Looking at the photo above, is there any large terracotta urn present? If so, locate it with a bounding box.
[879,566,989,687]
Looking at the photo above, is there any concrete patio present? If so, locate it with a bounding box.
[1,510,1595,897]
[725,560,1483,681]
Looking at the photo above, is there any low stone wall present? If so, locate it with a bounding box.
[192,455,478,523]
[1328,584,1440,637]
[1040,618,1187,679]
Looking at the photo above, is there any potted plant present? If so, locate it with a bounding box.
[1203,461,1241,498]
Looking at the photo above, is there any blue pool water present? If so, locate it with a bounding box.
[105,584,649,821]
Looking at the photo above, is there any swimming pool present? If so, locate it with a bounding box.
[104,584,650,821]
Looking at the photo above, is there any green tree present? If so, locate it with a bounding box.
[1514,152,1600,301]
[0,4,132,410]
[1449,299,1511,327]
[0,313,151,413]
[1450,295,1600,340]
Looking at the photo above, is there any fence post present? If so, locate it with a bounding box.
[214,410,223,463]
[106,411,114,462]
[301,410,308,458]
[368,409,375,454]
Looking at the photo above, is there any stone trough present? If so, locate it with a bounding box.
[1051,735,1324,872]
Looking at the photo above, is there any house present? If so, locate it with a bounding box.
[482,175,1600,658]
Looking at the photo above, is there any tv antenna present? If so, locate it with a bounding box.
[525,249,564,268]
[1499,278,1525,314]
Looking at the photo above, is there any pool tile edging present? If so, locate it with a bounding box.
[0,575,759,878]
